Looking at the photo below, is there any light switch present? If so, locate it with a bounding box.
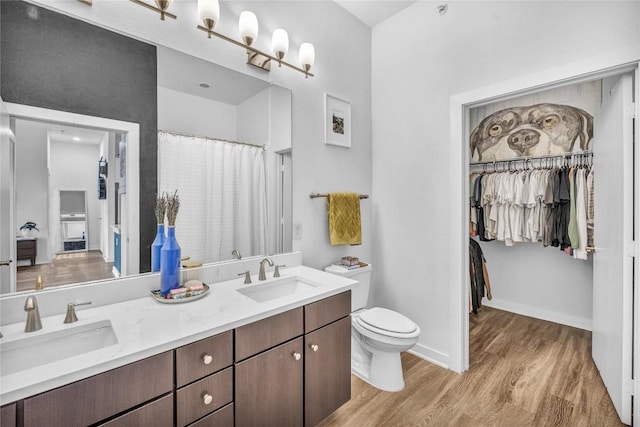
[293,222,302,240]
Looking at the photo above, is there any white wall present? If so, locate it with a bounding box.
[237,88,269,146]
[36,0,373,271]
[157,86,238,140]
[372,1,640,366]
[14,120,49,265]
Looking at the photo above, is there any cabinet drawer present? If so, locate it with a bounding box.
[235,307,303,361]
[24,351,173,427]
[305,291,351,333]
[176,330,233,387]
[1,403,16,427]
[17,240,36,249]
[188,403,234,427]
[98,394,173,427]
[177,367,233,427]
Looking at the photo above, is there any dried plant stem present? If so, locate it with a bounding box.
[155,193,168,224]
[166,190,180,226]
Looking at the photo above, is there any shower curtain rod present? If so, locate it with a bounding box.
[469,150,593,166]
[158,129,266,150]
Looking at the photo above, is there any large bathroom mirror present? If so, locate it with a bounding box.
[1,35,292,295]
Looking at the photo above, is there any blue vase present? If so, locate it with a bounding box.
[160,226,181,296]
[151,224,165,272]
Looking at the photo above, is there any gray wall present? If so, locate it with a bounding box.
[1,1,157,272]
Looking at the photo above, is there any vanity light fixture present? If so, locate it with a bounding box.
[195,0,315,78]
[129,0,176,20]
[271,29,289,67]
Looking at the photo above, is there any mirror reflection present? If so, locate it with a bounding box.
[4,45,292,295]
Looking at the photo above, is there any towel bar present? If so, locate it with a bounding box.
[309,193,369,199]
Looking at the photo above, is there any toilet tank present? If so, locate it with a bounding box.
[324,263,372,311]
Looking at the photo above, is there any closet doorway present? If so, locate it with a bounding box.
[452,61,639,425]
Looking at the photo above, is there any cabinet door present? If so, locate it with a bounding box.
[235,307,303,362]
[305,317,351,426]
[1,403,16,427]
[304,291,351,333]
[235,337,303,427]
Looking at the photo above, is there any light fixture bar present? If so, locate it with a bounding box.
[129,0,177,20]
[196,25,314,77]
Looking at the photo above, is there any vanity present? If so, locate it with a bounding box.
[16,237,37,266]
[0,255,355,427]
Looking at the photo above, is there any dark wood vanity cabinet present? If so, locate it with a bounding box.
[235,307,305,427]
[7,291,351,427]
[304,292,352,426]
[23,351,173,427]
[234,291,352,427]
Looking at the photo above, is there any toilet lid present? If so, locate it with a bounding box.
[358,307,417,334]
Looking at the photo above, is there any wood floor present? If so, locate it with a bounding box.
[318,307,625,427]
[17,250,115,292]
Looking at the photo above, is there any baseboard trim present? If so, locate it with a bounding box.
[407,343,449,369]
[483,298,592,331]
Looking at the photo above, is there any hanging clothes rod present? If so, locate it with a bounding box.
[469,150,593,166]
[158,129,266,150]
[309,193,369,199]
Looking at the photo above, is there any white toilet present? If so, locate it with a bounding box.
[325,263,420,392]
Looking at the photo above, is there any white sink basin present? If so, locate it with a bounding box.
[1,319,118,376]
[236,276,319,303]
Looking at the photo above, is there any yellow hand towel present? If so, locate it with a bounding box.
[328,192,362,246]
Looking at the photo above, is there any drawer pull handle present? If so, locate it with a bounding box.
[203,354,213,365]
[203,393,213,405]
[292,352,301,361]
[310,344,319,352]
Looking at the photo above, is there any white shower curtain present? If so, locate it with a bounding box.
[158,132,267,263]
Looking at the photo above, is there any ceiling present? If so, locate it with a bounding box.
[157,46,271,106]
[333,0,419,27]
[18,119,108,146]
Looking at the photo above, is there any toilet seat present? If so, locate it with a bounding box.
[355,307,419,338]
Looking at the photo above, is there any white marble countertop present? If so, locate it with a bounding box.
[0,265,356,405]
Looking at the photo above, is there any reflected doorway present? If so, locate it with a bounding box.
[4,103,140,295]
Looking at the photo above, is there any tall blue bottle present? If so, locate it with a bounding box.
[160,226,181,296]
[151,224,165,272]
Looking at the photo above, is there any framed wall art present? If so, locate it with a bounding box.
[324,93,351,148]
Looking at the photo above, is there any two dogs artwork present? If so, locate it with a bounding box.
[470,103,594,162]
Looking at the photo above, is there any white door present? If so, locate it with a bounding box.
[0,98,16,294]
[592,73,634,424]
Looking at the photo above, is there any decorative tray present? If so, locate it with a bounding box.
[151,283,210,304]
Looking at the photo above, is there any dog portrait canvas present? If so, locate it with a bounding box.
[470,103,594,162]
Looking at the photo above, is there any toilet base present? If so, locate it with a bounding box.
[351,334,406,392]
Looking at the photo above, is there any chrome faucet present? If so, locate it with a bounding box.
[258,257,274,281]
[232,249,242,260]
[24,295,42,332]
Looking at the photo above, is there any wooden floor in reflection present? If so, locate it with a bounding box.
[17,250,115,292]
[319,307,624,427]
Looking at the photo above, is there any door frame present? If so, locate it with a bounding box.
[448,49,640,416]
[5,103,140,279]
